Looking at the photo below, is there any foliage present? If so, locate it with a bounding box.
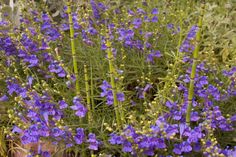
[0,0,235,156]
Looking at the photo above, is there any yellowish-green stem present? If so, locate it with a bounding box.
[186,1,205,125]
[106,39,122,130]
[84,64,92,126]
[67,1,80,96]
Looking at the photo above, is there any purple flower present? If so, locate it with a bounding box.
[0,95,8,102]
[173,144,182,155]
[58,100,68,109]
[74,128,85,144]
[71,97,87,117]
[117,92,125,102]
[12,126,23,134]
[100,81,124,105]
[75,106,87,117]
[173,111,182,120]
[48,61,66,78]
[231,114,236,121]
[190,111,200,121]
[133,18,142,29]
[87,133,99,150]
[60,23,70,31]
[181,141,192,153]
[151,16,158,22]
[100,80,111,97]
[165,124,179,138]
[153,138,166,149]
[147,50,162,63]
[179,25,198,53]
[137,8,146,15]
[109,133,124,145]
[42,13,50,21]
[51,127,65,137]
[167,23,174,29]
[179,123,190,137]
[42,151,51,157]
[21,130,40,145]
[143,149,154,156]
[87,27,98,35]
[23,55,39,67]
[187,26,198,40]
[90,0,101,19]
[151,8,159,14]
[122,140,133,152]
[44,28,61,41]
[188,127,204,143]
[27,76,34,87]
[165,101,176,109]
[196,76,208,88]
[41,21,51,31]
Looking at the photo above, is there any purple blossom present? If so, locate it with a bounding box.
[146,50,162,63]
[42,13,50,21]
[151,8,159,14]
[133,18,142,29]
[51,127,65,137]
[181,141,192,153]
[74,128,85,144]
[151,16,158,22]
[23,55,39,67]
[87,133,99,150]
[48,61,66,78]
[90,0,101,19]
[122,140,133,153]
[87,27,98,35]
[100,80,125,105]
[0,95,8,102]
[71,97,87,117]
[173,144,182,155]
[190,111,200,121]
[179,25,198,53]
[165,101,177,109]
[167,23,174,29]
[58,100,68,109]
[12,126,23,134]
[109,133,124,145]
[117,92,125,102]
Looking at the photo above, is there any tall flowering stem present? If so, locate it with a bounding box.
[106,37,122,130]
[67,1,80,96]
[84,64,92,126]
[186,1,205,125]
[84,64,94,156]
[90,64,95,112]
[119,48,126,123]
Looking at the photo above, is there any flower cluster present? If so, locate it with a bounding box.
[100,80,125,105]
[179,25,199,53]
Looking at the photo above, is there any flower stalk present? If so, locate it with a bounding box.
[84,64,92,126]
[186,1,205,125]
[90,62,95,113]
[67,1,80,96]
[106,37,122,130]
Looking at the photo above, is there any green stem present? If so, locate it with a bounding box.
[67,1,80,96]
[84,64,94,156]
[186,1,205,125]
[90,62,95,113]
[119,48,126,123]
[84,64,92,126]
[106,39,122,130]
